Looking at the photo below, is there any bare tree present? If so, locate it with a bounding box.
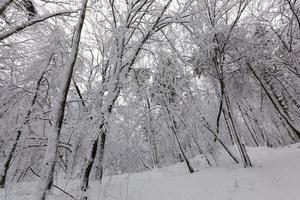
[35,0,89,199]
[80,0,174,195]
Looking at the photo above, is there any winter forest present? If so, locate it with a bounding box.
[0,0,300,199]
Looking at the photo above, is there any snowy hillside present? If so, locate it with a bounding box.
[1,144,300,200]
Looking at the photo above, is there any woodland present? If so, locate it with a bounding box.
[0,0,300,199]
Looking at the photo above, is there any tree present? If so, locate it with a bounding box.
[187,0,252,167]
[35,0,89,199]
[80,1,175,195]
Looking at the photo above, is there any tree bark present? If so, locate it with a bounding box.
[80,137,98,192]
[94,130,106,180]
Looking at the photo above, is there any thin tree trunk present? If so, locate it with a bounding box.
[202,118,240,164]
[280,117,297,142]
[0,130,21,188]
[265,73,294,121]
[237,103,259,147]
[146,97,159,168]
[0,54,52,188]
[35,1,88,199]
[217,76,251,167]
[194,125,213,166]
[166,102,212,166]
[272,118,288,145]
[244,102,270,146]
[244,110,264,145]
[80,1,173,196]
[66,79,87,179]
[222,108,235,145]
[247,62,300,140]
[223,88,252,167]
[165,102,194,173]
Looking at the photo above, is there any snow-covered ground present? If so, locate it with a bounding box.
[1,143,300,200]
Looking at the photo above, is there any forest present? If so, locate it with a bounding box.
[0,0,300,200]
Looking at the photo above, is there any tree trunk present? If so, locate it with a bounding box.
[202,118,240,164]
[94,131,106,180]
[237,103,259,147]
[222,108,235,145]
[146,98,159,168]
[80,1,172,196]
[80,86,120,197]
[66,133,81,179]
[0,130,21,188]
[223,87,252,167]
[165,102,194,173]
[80,137,98,192]
[247,62,300,140]
[217,75,252,167]
[66,79,88,179]
[35,1,88,199]
[244,102,271,146]
[0,54,52,188]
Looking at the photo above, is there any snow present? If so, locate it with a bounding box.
[1,144,300,200]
